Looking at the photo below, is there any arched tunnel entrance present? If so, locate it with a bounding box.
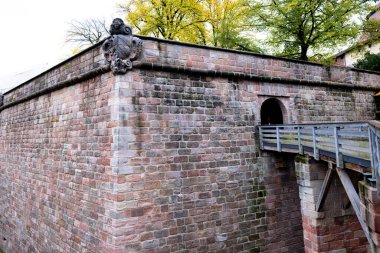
[260,98,284,125]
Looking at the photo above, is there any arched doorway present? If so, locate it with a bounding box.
[260,98,284,125]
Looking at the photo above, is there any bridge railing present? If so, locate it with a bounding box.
[258,122,372,170]
[369,121,380,187]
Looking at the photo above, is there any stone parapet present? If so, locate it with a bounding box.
[1,44,105,109]
[2,34,380,112]
[140,37,380,89]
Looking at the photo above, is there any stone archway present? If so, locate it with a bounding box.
[260,98,285,125]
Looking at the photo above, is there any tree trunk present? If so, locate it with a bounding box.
[300,45,308,61]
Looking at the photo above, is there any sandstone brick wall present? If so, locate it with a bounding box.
[1,45,104,107]
[0,72,117,252]
[108,67,375,251]
[140,38,380,89]
[260,153,304,252]
[0,35,380,253]
[359,181,380,250]
[292,87,375,123]
[109,71,263,252]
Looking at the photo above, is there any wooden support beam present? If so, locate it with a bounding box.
[342,172,362,209]
[297,126,303,155]
[336,167,375,252]
[276,127,281,152]
[316,165,334,212]
[312,126,319,160]
[334,127,343,168]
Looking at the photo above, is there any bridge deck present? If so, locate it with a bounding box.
[258,121,380,181]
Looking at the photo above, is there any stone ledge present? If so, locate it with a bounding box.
[0,65,110,112]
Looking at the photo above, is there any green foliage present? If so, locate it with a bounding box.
[119,0,262,52]
[204,0,262,52]
[120,0,208,44]
[309,54,336,65]
[116,0,376,59]
[250,0,372,61]
[361,18,380,42]
[354,52,380,71]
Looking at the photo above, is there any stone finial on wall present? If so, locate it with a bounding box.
[102,18,143,75]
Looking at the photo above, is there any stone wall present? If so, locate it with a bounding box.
[0,35,380,253]
[110,71,263,252]
[0,72,117,252]
[359,181,380,251]
[260,153,304,252]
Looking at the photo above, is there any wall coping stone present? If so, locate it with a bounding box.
[135,35,380,75]
[0,65,110,112]
[135,61,380,91]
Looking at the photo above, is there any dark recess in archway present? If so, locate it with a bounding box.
[260,98,284,125]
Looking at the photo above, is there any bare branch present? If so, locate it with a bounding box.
[66,18,110,48]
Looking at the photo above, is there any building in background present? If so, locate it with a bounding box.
[335,3,380,67]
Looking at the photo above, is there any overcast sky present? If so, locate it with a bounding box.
[0,0,121,92]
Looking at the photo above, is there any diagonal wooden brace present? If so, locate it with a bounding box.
[336,167,376,253]
[316,165,335,212]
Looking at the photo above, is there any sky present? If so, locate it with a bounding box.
[0,0,121,92]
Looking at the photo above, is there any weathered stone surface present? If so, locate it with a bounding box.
[0,71,116,252]
[0,29,379,253]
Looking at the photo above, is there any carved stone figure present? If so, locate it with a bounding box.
[102,18,143,74]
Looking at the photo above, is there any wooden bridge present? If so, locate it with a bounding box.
[258,121,380,251]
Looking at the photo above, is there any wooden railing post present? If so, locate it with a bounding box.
[375,135,380,181]
[369,127,375,179]
[259,127,263,150]
[334,126,342,168]
[297,126,302,154]
[312,126,319,160]
[276,126,281,152]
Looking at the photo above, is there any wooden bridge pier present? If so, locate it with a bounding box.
[259,121,380,253]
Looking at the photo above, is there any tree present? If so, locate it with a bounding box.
[250,0,372,61]
[66,18,110,48]
[119,0,208,44]
[354,52,380,71]
[204,0,262,52]
[118,0,262,52]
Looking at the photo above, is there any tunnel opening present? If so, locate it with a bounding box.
[260,98,284,125]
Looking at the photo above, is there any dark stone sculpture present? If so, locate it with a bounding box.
[102,18,143,75]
